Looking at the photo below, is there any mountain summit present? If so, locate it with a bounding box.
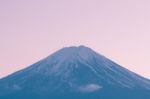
[0,45,150,99]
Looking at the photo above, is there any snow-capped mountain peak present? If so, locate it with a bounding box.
[0,45,150,99]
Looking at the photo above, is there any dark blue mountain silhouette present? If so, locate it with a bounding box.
[0,46,150,99]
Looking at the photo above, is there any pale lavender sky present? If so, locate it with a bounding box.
[0,0,150,79]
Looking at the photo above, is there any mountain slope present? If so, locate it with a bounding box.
[0,45,150,99]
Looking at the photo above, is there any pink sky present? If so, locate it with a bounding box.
[0,0,150,79]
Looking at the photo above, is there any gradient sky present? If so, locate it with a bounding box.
[0,0,150,79]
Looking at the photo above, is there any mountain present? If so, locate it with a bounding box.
[0,45,150,99]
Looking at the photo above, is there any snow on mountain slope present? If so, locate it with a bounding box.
[0,45,150,99]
